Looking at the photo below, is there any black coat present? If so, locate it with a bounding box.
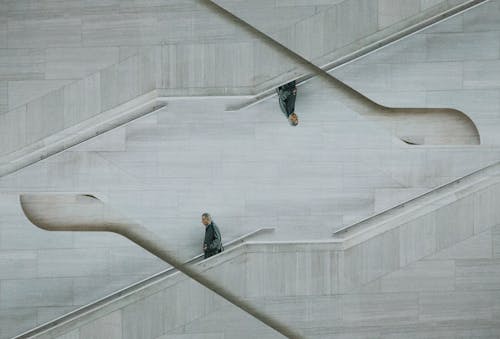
[277,81,297,118]
[203,222,223,259]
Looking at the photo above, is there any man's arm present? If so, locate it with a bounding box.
[204,227,213,250]
[208,225,221,250]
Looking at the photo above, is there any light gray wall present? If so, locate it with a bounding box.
[0,0,470,114]
[212,0,470,72]
[332,0,500,145]
[1,85,499,338]
[32,172,500,339]
[0,0,256,120]
[0,0,479,164]
[0,47,161,158]
[0,0,307,114]
[0,0,487,167]
[181,224,500,338]
[0,0,474,144]
[2,1,500,338]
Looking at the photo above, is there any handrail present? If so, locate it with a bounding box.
[12,227,274,339]
[208,0,481,146]
[333,160,500,237]
[14,163,500,337]
[0,93,167,178]
[17,156,498,334]
[2,1,488,180]
[225,0,490,112]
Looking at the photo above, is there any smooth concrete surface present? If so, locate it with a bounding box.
[0,0,480,161]
[212,0,471,69]
[1,0,500,338]
[2,27,500,333]
[24,166,500,338]
[0,7,485,175]
[0,0,262,112]
[1,90,499,337]
[0,48,160,158]
[332,0,500,146]
[0,0,469,115]
[19,194,299,338]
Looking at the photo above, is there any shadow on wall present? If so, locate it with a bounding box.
[375,107,480,145]
[19,193,300,339]
[235,76,482,146]
[313,73,481,145]
[207,0,483,146]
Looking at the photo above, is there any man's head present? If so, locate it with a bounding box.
[289,113,299,126]
[201,213,212,226]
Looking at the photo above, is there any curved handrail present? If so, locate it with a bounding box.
[215,0,483,146]
[333,160,500,237]
[19,193,299,336]
[14,166,500,337]
[225,0,489,112]
[12,226,274,339]
[16,155,500,338]
[1,0,488,181]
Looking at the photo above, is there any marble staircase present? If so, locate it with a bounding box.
[15,159,500,338]
[2,1,500,337]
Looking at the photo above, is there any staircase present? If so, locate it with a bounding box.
[15,160,500,338]
[1,1,499,338]
[0,0,487,178]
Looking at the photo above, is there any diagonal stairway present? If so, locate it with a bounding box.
[1,1,500,338]
[0,0,487,178]
[15,159,500,338]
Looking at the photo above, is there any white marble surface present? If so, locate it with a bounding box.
[0,0,296,116]
[1,1,500,338]
[164,177,500,336]
[2,75,500,338]
[0,0,483,165]
[33,174,500,338]
[0,49,160,158]
[1,89,499,338]
[212,0,470,69]
[332,0,500,146]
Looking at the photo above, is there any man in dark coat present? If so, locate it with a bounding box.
[201,213,223,259]
[277,80,299,126]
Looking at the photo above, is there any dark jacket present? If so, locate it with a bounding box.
[204,222,223,259]
[277,81,297,118]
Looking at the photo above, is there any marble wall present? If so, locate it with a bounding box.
[0,0,307,115]
[1,82,499,338]
[212,0,471,70]
[332,0,500,145]
[0,0,470,113]
[0,0,249,112]
[0,0,487,170]
[30,169,500,338]
[0,0,474,159]
[0,48,160,158]
[1,1,500,338]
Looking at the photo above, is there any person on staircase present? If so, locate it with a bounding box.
[201,213,223,259]
[276,80,299,126]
